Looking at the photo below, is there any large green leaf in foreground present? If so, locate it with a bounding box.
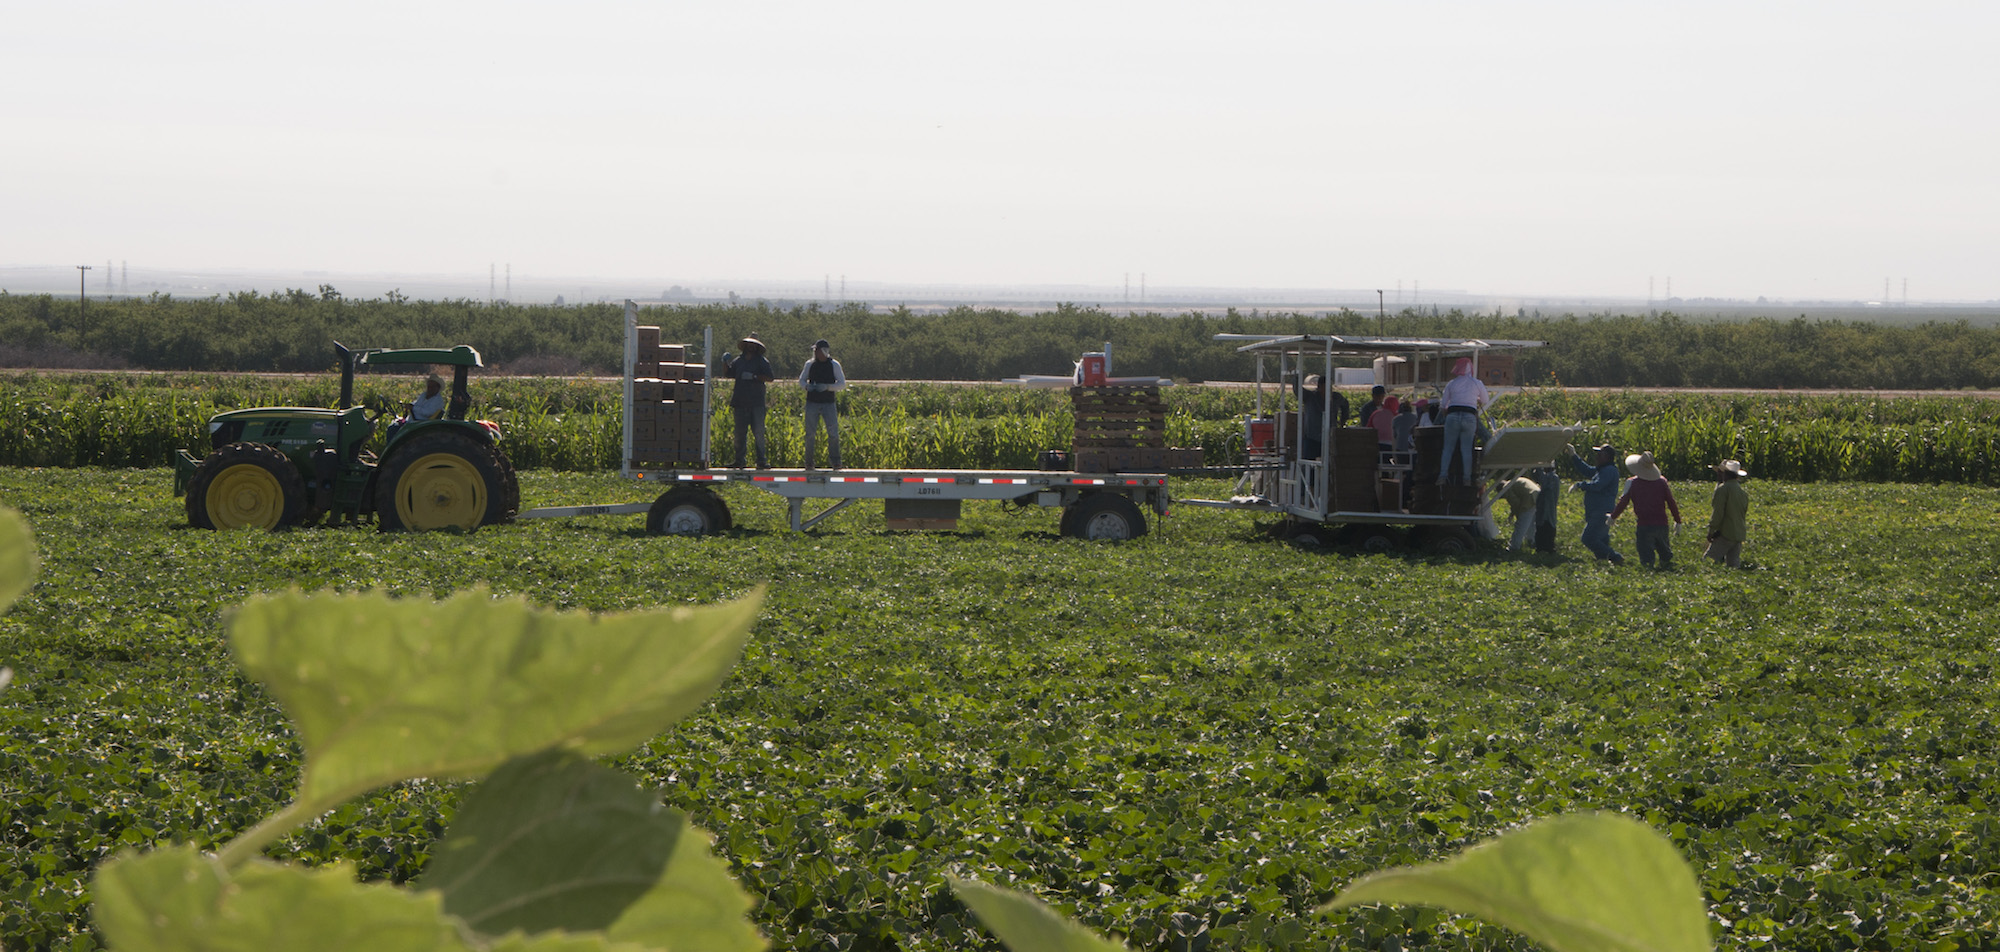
[93,846,467,952]
[1324,812,1712,952]
[229,586,763,812]
[423,749,762,952]
[952,879,1129,952]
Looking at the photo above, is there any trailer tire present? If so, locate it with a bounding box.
[1343,525,1403,554]
[1062,493,1147,541]
[647,487,730,537]
[1283,522,1337,548]
[1420,525,1478,555]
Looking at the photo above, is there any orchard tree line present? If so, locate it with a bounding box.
[3,288,1999,389]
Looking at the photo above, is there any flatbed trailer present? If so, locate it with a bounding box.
[515,302,1170,539]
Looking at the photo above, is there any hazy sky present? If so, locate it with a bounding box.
[6,1,1996,300]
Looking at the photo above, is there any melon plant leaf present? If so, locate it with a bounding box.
[1323,812,1712,952]
[93,845,469,952]
[424,748,763,952]
[951,878,1130,952]
[228,586,763,812]
[0,506,37,614]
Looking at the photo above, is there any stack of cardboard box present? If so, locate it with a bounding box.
[1068,386,1203,473]
[629,326,707,466]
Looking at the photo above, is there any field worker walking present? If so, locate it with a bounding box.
[722,334,777,469]
[1532,465,1562,553]
[1609,451,1683,569]
[1436,358,1489,486]
[1567,442,1625,564]
[798,339,847,470]
[1706,459,1751,568]
[1497,473,1541,552]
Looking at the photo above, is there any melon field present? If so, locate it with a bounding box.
[1,465,1995,951]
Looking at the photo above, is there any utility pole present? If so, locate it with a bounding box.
[1376,289,1385,334]
[77,265,92,323]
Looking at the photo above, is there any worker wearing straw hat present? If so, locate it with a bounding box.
[1706,459,1751,568]
[1609,451,1683,569]
[722,334,776,468]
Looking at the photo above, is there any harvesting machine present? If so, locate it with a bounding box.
[173,344,519,531]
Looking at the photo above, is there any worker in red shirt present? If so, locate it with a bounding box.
[1609,451,1683,569]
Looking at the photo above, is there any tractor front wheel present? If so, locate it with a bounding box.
[375,434,510,532]
[187,442,307,530]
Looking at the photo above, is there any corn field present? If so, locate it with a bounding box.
[5,372,1997,483]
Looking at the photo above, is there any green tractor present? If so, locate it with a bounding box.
[173,344,519,531]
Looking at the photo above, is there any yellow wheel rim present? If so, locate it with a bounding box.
[393,452,487,530]
[206,463,285,530]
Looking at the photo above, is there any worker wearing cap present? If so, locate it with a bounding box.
[722,334,776,468]
[1566,442,1625,564]
[387,373,447,444]
[798,339,846,470]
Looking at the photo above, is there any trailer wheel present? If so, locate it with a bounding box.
[1283,522,1337,548]
[1343,525,1403,554]
[1062,493,1147,541]
[1420,525,1478,555]
[647,487,730,537]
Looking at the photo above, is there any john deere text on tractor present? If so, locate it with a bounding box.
[173,344,519,531]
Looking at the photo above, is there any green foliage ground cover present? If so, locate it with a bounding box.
[1,469,1996,950]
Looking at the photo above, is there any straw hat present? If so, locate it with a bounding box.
[1625,451,1663,481]
[737,335,765,354]
[1714,459,1749,477]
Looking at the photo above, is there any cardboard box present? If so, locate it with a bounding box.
[633,401,660,423]
[669,382,706,403]
[634,360,658,380]
[636,326,661,350]
[659,344,685,364]
[633,379,664,403]
[657,419,680,440]
[681,363,705,381]
[633,419,656,442]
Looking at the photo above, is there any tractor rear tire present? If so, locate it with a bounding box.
[492,446,521,523]
[375,433,510,532]
[1419,525,1478,555]
[1061,493,1148,541]
[186,442,307,531]
[646,487,730,536]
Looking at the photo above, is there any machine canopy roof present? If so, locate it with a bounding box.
[1215,333,1546,358]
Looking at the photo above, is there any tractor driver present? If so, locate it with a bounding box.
[388,374,447,444]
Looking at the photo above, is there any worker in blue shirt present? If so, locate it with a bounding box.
[1567,443,1625,564]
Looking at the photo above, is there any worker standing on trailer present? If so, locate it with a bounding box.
[798,339,846,470]
[1567,443,1625,564]
[1357,385,1387,429]
[1298,374,1327,460]
[1435,358,1489,486]
[722,335,776,469]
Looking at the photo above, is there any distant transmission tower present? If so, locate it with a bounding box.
[1123,272,1130,306]
[1649,276,1655,306]
[1665,277,1671,299]
[824,274,830,303]
[121,260,127,294]
[490,263,496,304]
[1396,280,1402,306]
[505,263,511,302]
[1140,272,1146,305]
[105,259,113,290]
[1902,277,1908,305]
[1884,277,1890,304]
[840,274,846,304]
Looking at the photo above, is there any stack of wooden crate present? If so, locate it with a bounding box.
[629,326,707,466]
[1069,385,1203,473]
